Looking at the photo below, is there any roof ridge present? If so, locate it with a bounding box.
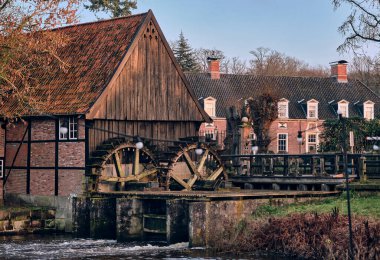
[53,11,149,31]
[185,72,331,80]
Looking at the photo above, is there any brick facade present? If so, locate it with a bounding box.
[201,118,325,154]
[3,118,86,199]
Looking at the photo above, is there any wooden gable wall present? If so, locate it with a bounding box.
[90,19,204,122]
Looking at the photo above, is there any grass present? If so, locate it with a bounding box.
[253,193,380,219]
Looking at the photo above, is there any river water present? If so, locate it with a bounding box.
[0,234,288,259]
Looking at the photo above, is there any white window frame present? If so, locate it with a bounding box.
[306,133,319,153]
[338,100,349,118]
[0,159,3,178]
[277,99,289,119]
[363,100,375,120]
[204,97,216,117]
[277,133,288,153]
[59,117,78,140]
[307,99,319,119]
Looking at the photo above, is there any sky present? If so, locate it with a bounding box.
[79,0,375,67]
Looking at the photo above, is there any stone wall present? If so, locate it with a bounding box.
[5,193,74,232]
[189,197,317,247]
[0,207,56,234]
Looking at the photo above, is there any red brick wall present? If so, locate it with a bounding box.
[267,119,324,154]
[0,126,5,157]
[31,143,55,167]
[5,169,26,194]
[4,118,87,197]
[58,142,85,167]
[31,120,55,140]
[58,170,84,196]
[30,170,55,195]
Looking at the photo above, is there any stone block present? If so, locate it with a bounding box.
[44,219,55,229]
[90,198,116,239]
[30,220,42,228]
[244,183,253,190]
[55,219,66,231]
[116,198,143,242]
[272,183,280,190]
[12,220,30,230]
[30,209,42,220]
[10,210,29,220]
[0,210,9,221]
[167,199,189,244]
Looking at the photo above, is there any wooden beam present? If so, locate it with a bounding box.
[171,174,191,190]
[187,175,198,188]
[182,150,201,179]
[207,166,224,181]
[136,168,157,180]
[133,148,140,176]
[113,152,123,178]
[197,149,209,172]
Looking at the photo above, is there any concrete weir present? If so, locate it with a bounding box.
[72,190,339,247]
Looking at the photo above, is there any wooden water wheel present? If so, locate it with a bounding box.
[166,142,226,191]
[88,138,158,192]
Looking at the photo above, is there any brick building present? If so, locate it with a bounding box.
[187,60,380,154]
[0,11,209,201]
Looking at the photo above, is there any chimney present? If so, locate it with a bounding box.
[330,60,348,83]
[207,56,220,80]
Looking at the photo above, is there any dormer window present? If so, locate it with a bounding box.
[364,100,375,120]
[307,99,318,119]
[338,100,349,118]
[278,99,289,118]
[204,97,216,117]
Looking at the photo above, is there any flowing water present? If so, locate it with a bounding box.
[0,234,288,259]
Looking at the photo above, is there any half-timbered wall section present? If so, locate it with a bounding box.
[5,119,85,196]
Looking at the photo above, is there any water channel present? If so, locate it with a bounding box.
[0,234,288,259]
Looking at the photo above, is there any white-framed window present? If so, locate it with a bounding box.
[59,117,78,140]
[338,100,349,118]
[0,159,3,178]
[307,99,319,119]
[204,97,216,117]
[278,133,288,153]
[364,101,375,120]
[306,133,319,153]
[277,99,289,118]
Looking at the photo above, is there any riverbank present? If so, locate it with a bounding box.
[209,193,380,259]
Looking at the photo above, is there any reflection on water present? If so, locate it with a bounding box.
[0,234,287,260]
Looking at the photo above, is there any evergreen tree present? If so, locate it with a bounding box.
[172,32,200,72]
[85,0,137,18]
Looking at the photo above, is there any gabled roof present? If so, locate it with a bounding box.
[186,73,380,120]
[1,10,210,122]
[2,12,148,116]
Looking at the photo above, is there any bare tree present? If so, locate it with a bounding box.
[333,0,380,52]
[0,0,80,118]
[349,55,380,93]
[248,47,329,77]
[194,48,229,73]
[229,57,248,74]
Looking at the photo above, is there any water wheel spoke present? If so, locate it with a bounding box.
[187,175,198,188]
[171,174,191,190]
[197,149,209,172]
[182,150,202,179]
[113,152,123,177]
[133,148,140,176]
[207,166,224,181]
[136,168,158,181]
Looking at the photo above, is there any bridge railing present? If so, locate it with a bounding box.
[220,153,380,179]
